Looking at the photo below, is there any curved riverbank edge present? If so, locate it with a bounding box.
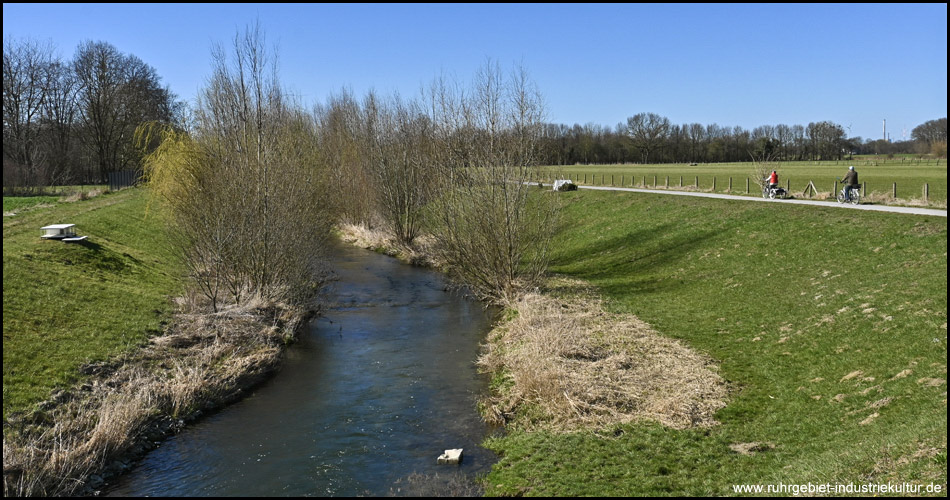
[2,298,313,497]
[336,223,729,433]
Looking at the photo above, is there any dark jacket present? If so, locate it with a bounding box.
[842,170,859,186]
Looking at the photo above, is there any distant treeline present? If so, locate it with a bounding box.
[536,115,948,166]
[4,36,947,194]
[3,37,183,191]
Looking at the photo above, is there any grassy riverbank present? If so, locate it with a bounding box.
[481,189,947,495]
[3,188,310,496]
[3,188,182,419]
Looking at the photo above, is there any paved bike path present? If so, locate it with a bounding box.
[564,184,948,217]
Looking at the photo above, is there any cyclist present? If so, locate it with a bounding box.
[766,170,779,193]
[840,166,859,201]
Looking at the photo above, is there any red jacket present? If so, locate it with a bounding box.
[768,172,778,185]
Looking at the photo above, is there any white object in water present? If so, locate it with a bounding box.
[437,448,463,465]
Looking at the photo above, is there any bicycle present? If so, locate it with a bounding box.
[836,184,860,205]
[762,183,787,200]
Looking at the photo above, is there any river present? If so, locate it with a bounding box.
[104,240,500,496]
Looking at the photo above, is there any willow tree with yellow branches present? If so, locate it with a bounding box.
[139,22,335,313]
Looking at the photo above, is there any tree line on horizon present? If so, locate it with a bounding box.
[537,115,948,166]
[4,35,947,196]
[3,37,182,192]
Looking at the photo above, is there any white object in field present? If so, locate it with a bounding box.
[553,179,577,191]
[41,224,76,239]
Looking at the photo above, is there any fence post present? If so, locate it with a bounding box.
[653,175,657,188]
[680,175,683,187]
[924,183,929,202]
[786,179,790,193]
[834,180,838,198]
[713,177,716,191]
[621,175,625,187]
[611,174,614,186]
[695,176,698,188]
[892,182,897,199]
[746,178,749,194]
[665,176,669,188]
[729,177,733,192]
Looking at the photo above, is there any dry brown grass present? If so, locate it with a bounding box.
[58,188,108,203]
[862,191,948,209]
[337,222,444,268]
[2,294,304,497]
[477,278,728,433]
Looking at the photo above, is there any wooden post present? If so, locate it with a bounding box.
[621,175,625,187]
[713,177,716,191]
[665,176,669,188]
[611,174,614,186]
[786,179,790,193]
[680,175,683,187]
[694,176,698,188]
[892,182,897,199]
[924,183,929,202]
[729,177,732,192]
[834,180,838,198]
[746,178,750,194]
[653,175,657,188]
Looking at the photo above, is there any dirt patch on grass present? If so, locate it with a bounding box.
[477,279,728,433]
[729,442,776,455]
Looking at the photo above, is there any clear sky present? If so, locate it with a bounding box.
[3,3,947,142]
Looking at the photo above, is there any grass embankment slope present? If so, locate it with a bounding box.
[484,190,947,496]
[3,188,182,420]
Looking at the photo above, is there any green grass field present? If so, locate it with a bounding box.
[2,188,183,420]
[3,196,61,214]
[483,189,947,496]
[539,161,948,205]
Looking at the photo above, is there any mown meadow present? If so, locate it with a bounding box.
[2,188,182,420]
[538,161,947,205]
[482,188,947,495]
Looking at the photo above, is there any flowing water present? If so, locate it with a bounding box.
[105,241,500,496]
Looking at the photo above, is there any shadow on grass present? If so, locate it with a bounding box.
[550,222,723,299]
[38,238,131,274]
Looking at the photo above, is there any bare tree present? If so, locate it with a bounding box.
[38,58,81,184]
[3,36,54,190]
[74,40,179,182]
[426,61,559,304]
[313,89,373,224]
[626,112,671,164]
[144,22,333,312]
[358,90,438,245]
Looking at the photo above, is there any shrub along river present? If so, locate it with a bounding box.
[105,240,500,496]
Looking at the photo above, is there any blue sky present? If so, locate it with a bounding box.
[4,3,947,142]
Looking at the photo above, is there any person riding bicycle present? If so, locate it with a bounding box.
[841,166,859,201]
[767,170,779,192]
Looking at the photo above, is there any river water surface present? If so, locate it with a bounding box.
[105,241,499,496]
